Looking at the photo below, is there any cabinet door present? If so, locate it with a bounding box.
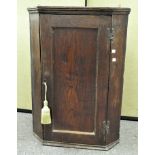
[40,14,111,146]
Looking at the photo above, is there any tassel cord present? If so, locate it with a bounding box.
[43,82,47,104]
[43,82,48,106]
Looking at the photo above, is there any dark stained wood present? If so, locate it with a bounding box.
[29,13,43,139]
[40,14,111,145]
[105,15,129,145]
[28,7,130,150]
[53,28,97,132]
[28,6,130,15]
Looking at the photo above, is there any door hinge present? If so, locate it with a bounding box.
[107,28,114,40]
[103,120,110,141]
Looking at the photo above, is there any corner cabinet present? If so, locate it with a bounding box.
[28,7,130,150]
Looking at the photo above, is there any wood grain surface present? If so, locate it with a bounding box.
[28,7,130,149]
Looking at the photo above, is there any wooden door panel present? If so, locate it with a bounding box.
[53,28,97,133]
[40,15,111,145]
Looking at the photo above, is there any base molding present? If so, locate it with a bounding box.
[33,132,119,151]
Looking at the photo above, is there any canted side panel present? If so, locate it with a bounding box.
[106,15,129,144]
[29,14,43,138]
[53,28,97,133]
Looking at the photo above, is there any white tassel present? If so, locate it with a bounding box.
[41,82,51,124]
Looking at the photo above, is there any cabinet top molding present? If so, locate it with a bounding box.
[28,6,130,15]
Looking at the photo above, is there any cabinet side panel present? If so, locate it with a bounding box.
[29,13,42,138]
[106,15,129,144]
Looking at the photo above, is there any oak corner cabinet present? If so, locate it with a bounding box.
[28,6,130,150]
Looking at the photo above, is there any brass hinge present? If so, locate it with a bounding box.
[107,28,114,40]
[103,120,110,141]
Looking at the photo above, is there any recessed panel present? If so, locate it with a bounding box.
[53,28,97,132]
